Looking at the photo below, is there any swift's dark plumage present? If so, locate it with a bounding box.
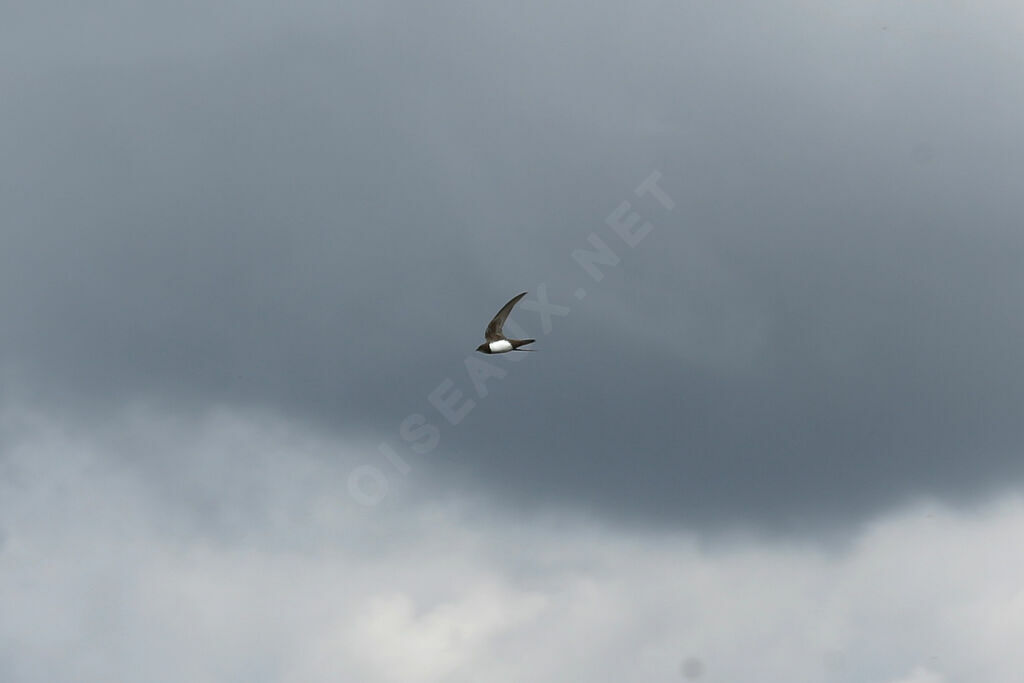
[484,292,526,342]
[476,292,535,354]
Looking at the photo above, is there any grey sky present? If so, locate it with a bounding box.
[2,3,1023,679]
[4,0,1022,531]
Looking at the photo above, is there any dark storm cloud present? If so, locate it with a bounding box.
[2,1,1023,529]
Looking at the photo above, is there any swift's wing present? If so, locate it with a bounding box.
[484,292,527,341]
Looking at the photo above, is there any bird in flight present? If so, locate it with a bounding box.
[476,292,535,354]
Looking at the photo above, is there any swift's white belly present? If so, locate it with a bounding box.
[488,339,513,353]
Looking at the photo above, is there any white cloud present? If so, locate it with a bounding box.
[889,667,946,683]
[1,406,1022,682]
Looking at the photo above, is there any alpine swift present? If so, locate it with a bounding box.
[476,292,536,354]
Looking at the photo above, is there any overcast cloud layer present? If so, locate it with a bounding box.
[2,2,1024,680]
[2,407,1023,682]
